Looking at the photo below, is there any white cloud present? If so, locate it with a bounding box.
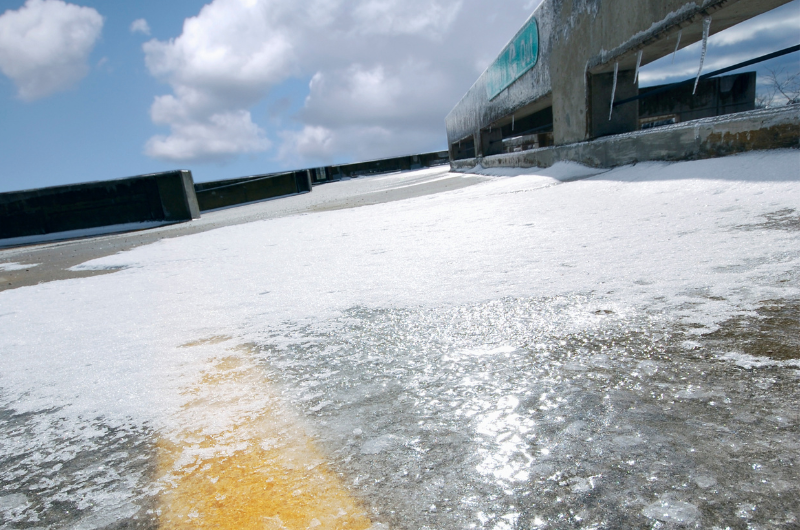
[278,123,444,164]
[142,0,297,162]
[141,0,545,164]
[0,0,103,101]
[279,125,337,160]
[709,5,800,47]
[145,110,270,162]
[130,18,151,36]
[351,0,463,37]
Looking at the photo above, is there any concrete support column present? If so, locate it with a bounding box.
[473,130,483,158]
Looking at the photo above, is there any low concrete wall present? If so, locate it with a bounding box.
[320,151,450,182]
[452,106,800,171]
[195,171,312,212]
[0,170,200,241]
[192,151,449,212]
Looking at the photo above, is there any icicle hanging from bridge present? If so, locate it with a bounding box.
[693,17,712,95]
[609,62,619,120]
[672,29,682,64]
[512,114,515,131]
[634,50,643,84]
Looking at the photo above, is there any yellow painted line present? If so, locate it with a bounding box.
[157,341,373,529]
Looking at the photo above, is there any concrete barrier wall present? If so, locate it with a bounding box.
[451,106,800,171]
[0,170,200,241]
[319,151,450,182]
[445,0,793,160]
[194,171,312,212]
[192,151,449,212]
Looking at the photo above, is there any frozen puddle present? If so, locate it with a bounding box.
[253,296,799,529]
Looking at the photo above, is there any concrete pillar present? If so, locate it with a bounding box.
[295,170,313,193]
[153,170,201,221]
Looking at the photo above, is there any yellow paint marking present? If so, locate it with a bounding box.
[157,345,373,529]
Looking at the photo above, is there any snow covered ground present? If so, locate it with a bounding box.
[0,150,798,529]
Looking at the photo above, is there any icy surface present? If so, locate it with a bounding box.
[1,151,799,527]
[0,263,38,272]
[254,297,799,528]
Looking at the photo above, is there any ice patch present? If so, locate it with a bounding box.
[694,475,717,489]
[460,345,516,357]
[612,434,646,447]
[569,476,599,493]
[643,498,701,524]
[718,351,800,370]
[0,493,29,512]
[737,503,757,519]
[0,262,38,271]
[360,434,402,455]
[636,360,660,376]
[674,386,719,400]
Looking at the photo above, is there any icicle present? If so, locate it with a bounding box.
[609,62,619,121]
[512,114,515,131]
[672,29,682,64]
[634,50,643,84]
[693,17,712,95]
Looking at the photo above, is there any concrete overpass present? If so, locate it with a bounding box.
[446,0,798,166]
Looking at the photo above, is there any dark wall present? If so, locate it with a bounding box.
[322,151,450,181]
[195,171,311,212]
[639,72,756,126]
[193,151,448,211]
[0,171,199,241]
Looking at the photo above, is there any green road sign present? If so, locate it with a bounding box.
[486,17,539,101]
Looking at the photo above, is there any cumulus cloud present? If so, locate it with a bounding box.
[130,18,150,36]
[639,0,800,87]
[0,0,103,101]
[142,0,543,164]
[710,4,800,46]
[146,110,270,162]
[351,0,463,37]
[142,0,296,162]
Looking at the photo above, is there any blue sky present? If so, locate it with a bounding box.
[0,0,798,193]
